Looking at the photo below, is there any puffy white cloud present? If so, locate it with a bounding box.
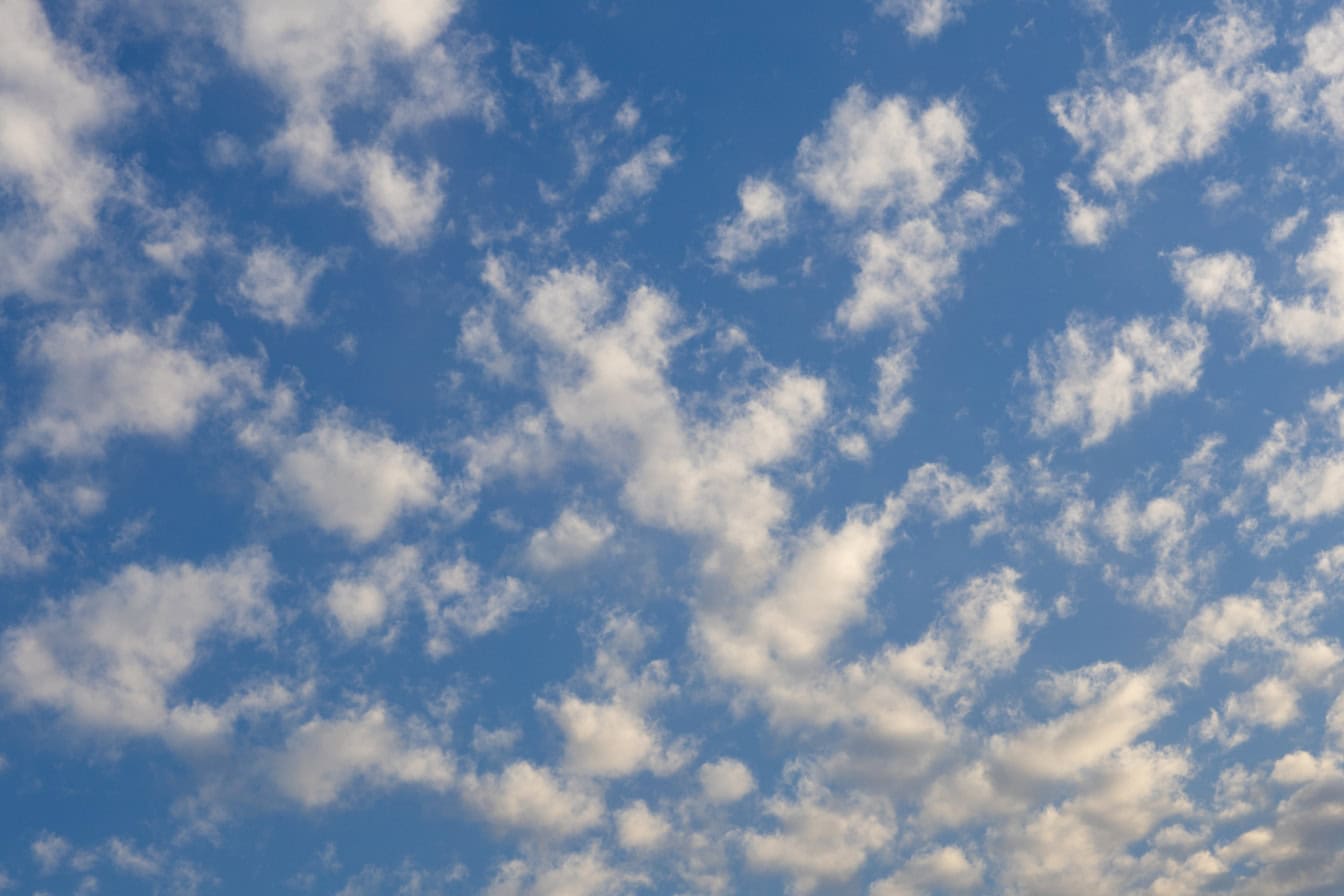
[793,86,1011,334]
[273,418,440,543]
[325,544,424,639]
[1027,314,1207,447]
[873,0,969,40]
[699,758,756,803]
[741,779,894,893]
[237,243,327,325]
[710,177,791,268]
[520,266,828,588]
[486,846,646,896]
[870,846,984,896]
[220,0,489,249]
[0,0,128,295]
[588,136,677,222]
[0,474,102,574]
[1262,212,1344,360]
[542,696,688,778]
[525,507,614,573]
[797,87,971,218]
[1051,8,1270,195]
[11,317,260,458]
[1170,247,1264,317]
[461,761,604,837]
[270,704,454,808]
[0,549,283,746]
[616,801,671,851]
[355,148,444,250]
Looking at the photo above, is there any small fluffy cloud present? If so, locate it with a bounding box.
[221,0,487,249]
[796,87,972,218]
[710,177,791,268]
[1170,246,1264,317]
[741,780,894,893]
[1027,314,1207,447]
[12,317,259,458]
[589,136,677,222]
[1050,7,1271,243]
[525,507,614,573]
[699,757,756,803]
[270,704,454,808]
[461,761,604,837]
[273,418,441,543]
[1050,8,1271,195]
[0,549,280,745]
[237,243,327,325]
[873,0,970,40]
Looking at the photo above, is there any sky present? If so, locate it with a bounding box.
[5,0,1344,893]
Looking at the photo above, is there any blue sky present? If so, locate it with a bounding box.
[4,0,1344,893]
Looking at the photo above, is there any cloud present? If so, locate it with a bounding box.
[237,243,327,325]
[220,0,489,249]
[1027,314,1207,447]
[270,703,454,808]
[872,0,970,40]
[0,0,129,295]
[588,136,678,222]
[710,177,791,268]
[741,777,894,893]
[615,801,671,851]
[0,549,281,746]
[11,316,260,459]
[796,87,972,218]
[511,42,606,108]
[1052,7,1270,193]
[461,761,604,837]
[486,846,646,896]
[1050,7,1271,240]
[273,418,441,543]
[525,507,614,573]
[699,758,756,803]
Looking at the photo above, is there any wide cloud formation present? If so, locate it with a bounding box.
[4,1,1344,894]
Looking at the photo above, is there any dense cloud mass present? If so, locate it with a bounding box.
[4,0,1344,893]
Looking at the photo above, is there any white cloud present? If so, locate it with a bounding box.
[510,42,606,108]
[870,846,984,896]
[486,846,646,896]
[270,704,454,808]
[273,418,441,543]
[1050,7,1271,195]
[1262,212,1344,360]
[461,761,604,837]
[699,758,756,803]
[325,544,424,639]
[1057,176,1120,247]
[11,317,259,458]
[237,243,327,325]
[1170,246,1264,317]
[588,136,677,222]
[519,266,828,589]
[356,148,444,250]
[741,779,894,893]
[796,87,972,218]
[525,507,614,573]
[0,0,128,295]
[0,549,282,746]
[615,801,671,851]
[873,0,969,40]
[221,0,487,249]
[543,696,687,778]
[710,177,791,268]
[1027,314,1207,447]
